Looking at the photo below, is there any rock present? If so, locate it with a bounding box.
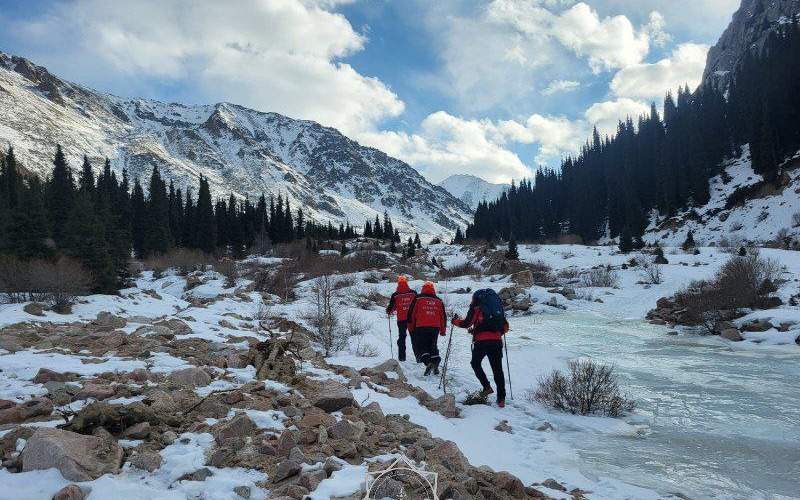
[287,446,306,464]
[742,319,772,332]
[371,477,405,498]
[213,414,258,444]
[544,296,566,310]
[656,297,674,309]
[541,478,567,492]
[129,451,162,472]
[327,419,364,441]
[273,460,302,482]
[233,486,251,498]
[323,456,343,476]
[510,269,534,287]
[154,318,192,335]
[312,380,355,412]
[276,430,297,454]
[179,467,214,482]
[536,422,554,432]
[298,413,336,430]
[494,420,513,433]
[75,383,116,401]
[720,328,744,341]
[369,359,406,382]
[21,428,123,481]
[0,397,53,424]
[495,471,526,496]
[298,469,327,491]
[33,368,75,384]
[23,302,45,317]
[122,422,151,440]
[165,367,212,389]
[428,441,470,474]
[52,484,86,500]
[426,394,459,418]
[92,311,127,331]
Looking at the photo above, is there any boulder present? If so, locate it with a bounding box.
[428,441,470,474]
[327,419,364,440]
[233,486,251,498]
[369,359,406,382]
[0,397,53,424]
[52,484,86,500]
[92,312,127,331]
[742,319,772,332]
[23,303,45,317]
[122,422,151,440]
[129,451,162,472]
[273,460,302,482]
[426,394,459,418]
[312,380,355,413]
[21,428,123,481]
[75,383,116,401]
[494,420,513,433]
[33,368,75,384]
[214,414,258,444]
[154,318,192,335]
[298,469,327,491]
[165,367,212,389]
[720,328,743,341]
[510,269,534,287]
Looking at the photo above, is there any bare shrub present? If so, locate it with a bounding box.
[303,274,350,356]
[558,267,581,280]
[675,254,783,333]
[0,256,90,311]
[255,264,299,302]
[793,212,800,228]
[437,262,481,279]
[355,288,388,310]
[580,266,619,288]
[531,359,634,417]
[639,260,663,285]
[142,248,213,276]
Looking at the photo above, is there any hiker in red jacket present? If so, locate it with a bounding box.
[386,275,417,362]
[453,296,509,407]
[407,281,447,376]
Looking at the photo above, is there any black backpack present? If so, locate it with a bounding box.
[473,288,506,331]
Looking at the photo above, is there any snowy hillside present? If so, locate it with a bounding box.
[0,52,471,239]
[438,174,509,210]
[643,146,800,246]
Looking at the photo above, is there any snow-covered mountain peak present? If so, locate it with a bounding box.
[438,174,509,210]
[0,52,472,238]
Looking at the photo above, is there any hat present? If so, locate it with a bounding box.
[421,281,436,295]
[397,275,408,284]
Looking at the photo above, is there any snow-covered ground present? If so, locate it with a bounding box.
[1,243,799,499]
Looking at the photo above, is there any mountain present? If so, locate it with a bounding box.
[438,174,509,210]
[0,52,471,239]
[702,0,800,88]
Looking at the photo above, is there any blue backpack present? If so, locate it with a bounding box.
[473,289,506,331]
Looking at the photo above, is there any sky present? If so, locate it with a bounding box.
[0,0,741,184]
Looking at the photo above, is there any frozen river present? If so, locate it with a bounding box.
[524,311,800,499]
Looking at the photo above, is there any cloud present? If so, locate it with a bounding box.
[541,79,580,96]
[610,43,709,101]
[15,0,403,136]
[585,98,650,136]
[360,112,533,184]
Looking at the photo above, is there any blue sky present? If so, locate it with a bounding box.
[0,0,741,183]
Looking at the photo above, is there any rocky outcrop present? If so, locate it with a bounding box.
[703,0,800,89]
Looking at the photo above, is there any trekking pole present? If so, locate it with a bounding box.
[504,335,513,400]
[438,323,455,393]
[387,317,394,360]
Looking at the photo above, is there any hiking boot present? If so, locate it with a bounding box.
[398,354,406,362]
[480,386,494,398]
[424,362,434,376]
[497,399,505,408]
[433,364,440,375]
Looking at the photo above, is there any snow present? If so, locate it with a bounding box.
[438,173,509,210]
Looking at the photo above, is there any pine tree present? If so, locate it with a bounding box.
[47,145,74,243]
[505,235,519,260]
[195,176,216,254]
[1,146,21,210]
[62,191,116,293]
[414,233,422,249]
[78,155,94,194]
[4,178,52,259]
[618,227,633,253]
[144,166,171,256]
[130,178,147,258]
[681,230,695,251]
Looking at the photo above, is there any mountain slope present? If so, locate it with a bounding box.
[0,52,471,238]
[702,0,800,88]
[438,174,508,210]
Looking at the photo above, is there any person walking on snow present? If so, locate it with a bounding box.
[386,275,417,362]
[452,289,509,407]
[406,281,447,376]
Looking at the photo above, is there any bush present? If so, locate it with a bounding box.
[215,259,238,288]
[531,359,634,417]
[0,256,90,311]
[142,248,213,276]
[580,266,619,288]
[254,264,300,302]
[303,274,351,356]
[437,262,481,279]
[639,260,663,285]
[675,254,783,333]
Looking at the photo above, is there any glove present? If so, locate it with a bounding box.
[451,314,460,325]
[439,330,446,336]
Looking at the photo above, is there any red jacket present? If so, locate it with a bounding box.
[407,293,447,334]
[453,304,509,341]
[386,283,417,321]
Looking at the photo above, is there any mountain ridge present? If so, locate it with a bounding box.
[438,174,509,210]
[0,51,472,238]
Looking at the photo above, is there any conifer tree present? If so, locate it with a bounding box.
[78,155,94,194]
[414,233,422,249]
[505,235,519,260]
[195,176,216,254]
[144,166,171,256]
[681,230,696,252]
[63,190,116,292]
[130,178,147,258]
[47,145,74,243]
[618,227,633,254]
[4,178,52,259]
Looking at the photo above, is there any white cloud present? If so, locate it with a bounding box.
[610,43,709,101]
[541,79,580,96]
[17,0,403,136]
[585,98,650,136]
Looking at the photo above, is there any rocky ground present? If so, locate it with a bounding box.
[0,280,571,499]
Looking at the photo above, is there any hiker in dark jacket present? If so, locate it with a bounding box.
[407,281,447,375]
[453,295,509,407]
[386,275,417,361]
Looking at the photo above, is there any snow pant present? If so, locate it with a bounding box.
[396,320,408,361]
[471,340,506,402]
[411,327,441,366]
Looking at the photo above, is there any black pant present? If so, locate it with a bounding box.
[411,327,440,365]
[396,320,408,361]
[471,340,506,402]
